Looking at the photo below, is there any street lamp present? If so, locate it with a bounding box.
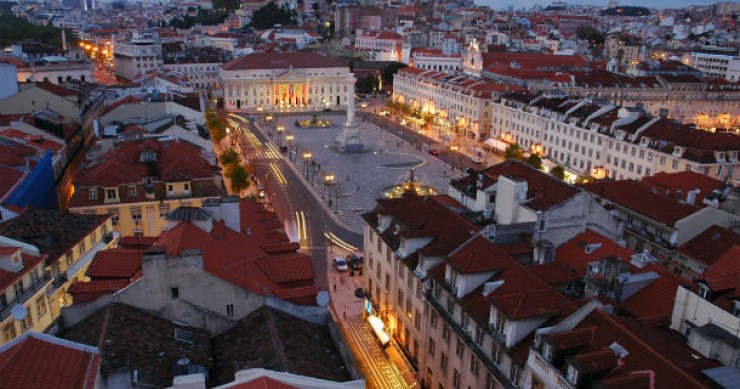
[449,145,459,172]
[323,173,335,199]
[276,125,285,149]
[303,152,312,180]
[286,134,294,160]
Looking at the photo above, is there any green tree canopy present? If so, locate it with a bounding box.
[228,165,250,192]
[525,153,543,170]
[0,10,74,48]
[551,166,565,180]
[504,143,524,160]
[219,148,240,166]
[211,0,240,12]
[250,2,292,29]
[575,25,604,46]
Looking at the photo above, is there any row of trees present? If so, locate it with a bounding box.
[504,143,594,183]
[169,9,227,29]
[219,147,250,192]
[206,108,227,141]
[0,5,74,48]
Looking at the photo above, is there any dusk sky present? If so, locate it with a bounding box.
[479,0,728,10]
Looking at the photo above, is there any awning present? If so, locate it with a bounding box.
[366,315,390,347]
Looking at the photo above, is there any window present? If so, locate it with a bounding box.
[492,342,501,364]
[106,189,116,199]
[171,287,179,299]
[4,324,15,341]
[697,283,711,300]
[442,324,450,341]
[440,352,448,375]
[14,281,23,296]
[184,183,190,191]
[21,312,32,332]
[566,364,579,384]
[131,208,142,222]
[66,252,74,267]
[415,310,421,329]
[128,186,137,197]
[452,369,461,389]
[89,189,97,200]
[79,240,86,256]
[542,342,553,360]
[428,338,436,357]
[36,297,46,318]
[456,338,463,357]
[430,310,438,328]
[510,364,521,383]
[538,219,547,232]
[159,205,170,219]
[226,304,234,317]
[470,356,479,376]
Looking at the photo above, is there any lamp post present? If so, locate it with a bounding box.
[276,125,285,149]
[286,134,294,160]
[323,173,334,199]
[303,152,312,180]
[449,145,459,172]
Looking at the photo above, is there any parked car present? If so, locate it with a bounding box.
[347,254,364,270]
[428,148,441,156]
[471,157,483,164]
[333,256,348,272]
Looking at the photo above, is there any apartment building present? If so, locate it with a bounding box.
[113,33,164,81]
[393,67,520,141]
[582,180,735,261]
[561,71,740,129]
[355,30,404,57]
[448,160,619,249]
[411,48,461,74]
[68,138,224,237]
[604,34,641,69]
[689,47,740,82]
[362,194,575,389]
[490,92,740,183]
[0,208,115,344]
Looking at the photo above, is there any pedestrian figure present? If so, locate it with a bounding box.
[346,175,349,182]
[357,185,360,191]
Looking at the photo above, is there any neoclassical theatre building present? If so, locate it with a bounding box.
[220,51,354,111]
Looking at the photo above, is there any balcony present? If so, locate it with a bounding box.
[0,275,51,321]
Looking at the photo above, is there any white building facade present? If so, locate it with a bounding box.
[220,52,353,112]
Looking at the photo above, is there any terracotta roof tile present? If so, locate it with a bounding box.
[698,245,740,292]
[480,159,580,211]
[0,251,48,291]
[582,180,700,226]
[528,262,581,285]
[571,348,618,373]
[85,249,142,279]
[555,230,636,275]
[447,235,512,273]
[678,225,740,265]
[0,333,99,389]
[640,171,724,204]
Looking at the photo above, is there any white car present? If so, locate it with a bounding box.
[333,256,349,272]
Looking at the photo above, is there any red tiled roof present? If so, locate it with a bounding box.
[528,262,581,285]
[0,165,23,199]
[618,263,692,320]
[154,199,318,305]
[549,327,596,350]
[641,171,724,205]
[582,180,700,226]
[118,236,157,249]
[447,236,512,274]
[571,348,618,373]
[223,52,345,71]
[229,376,299,389]
[555,229,636,275]
[699,245,740,292]
[480,159,580,211]
[0,128,64,152]
[85,249,142,279]
[102,95,141,115]
[0,251,48,291]
[0,333,100,389]
[678,225,740,265]
[67,279,133,303]
[35,82,80,97]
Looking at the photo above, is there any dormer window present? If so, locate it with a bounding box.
[566,364,579,384]
[698,283,711,300]
[542,342,553,361]
[733,301,740,318]
[89,189,97,200]
[128,186,137,197]
[106,189,117,200]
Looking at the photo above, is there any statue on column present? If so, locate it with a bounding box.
[335,73,365,153]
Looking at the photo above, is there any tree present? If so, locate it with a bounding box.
[575,25,604,46]
[382,62,408,85]
[211,0,240,12]
[250,1,292,29]
[504,143,524,160]
[526,153,543,170]
[206,109,227,141]
[228,165,250,193]
[551,166,565,180]
[219,148,240,166]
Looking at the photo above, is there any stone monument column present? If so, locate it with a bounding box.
[345,75,357,128]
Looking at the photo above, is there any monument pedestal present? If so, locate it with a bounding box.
[335,74,365,152]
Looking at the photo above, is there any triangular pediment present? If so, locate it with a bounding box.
[274,71,307,82]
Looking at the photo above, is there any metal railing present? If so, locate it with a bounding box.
[0,275,51,321]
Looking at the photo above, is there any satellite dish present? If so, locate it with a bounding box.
[316,290,330,307]
[11,305,28,321]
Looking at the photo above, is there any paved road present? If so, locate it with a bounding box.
[228,113,361,291]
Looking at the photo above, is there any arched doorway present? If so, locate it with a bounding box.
[236,100,241,109]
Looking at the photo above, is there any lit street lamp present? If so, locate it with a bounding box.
[449,145,459,172]
[276,125,285,149]
[323,173,335,199]
[303,152,312,180]
[286,134,294,160]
